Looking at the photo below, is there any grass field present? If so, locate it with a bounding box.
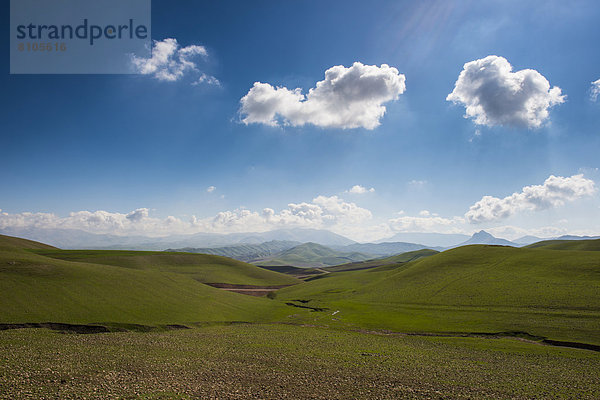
[1,324,599,399]
[525,238,600,251]
[2,234,600,398]
[0,235,296,326]
[323,248,439,272]
[254,242,371,268]
[33,249,300,286]
[276,244,600,345]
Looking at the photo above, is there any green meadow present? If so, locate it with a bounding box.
[276,245,600,345]
[1,234,600,398]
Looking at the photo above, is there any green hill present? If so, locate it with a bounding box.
[0,236,294,327]
[323,248,439,272]
[254,242,371,268]
[34,249,300,286]
[166,240,300,263]
[525,238,600,251]
[276,245,600,345]
[0,234,57,250]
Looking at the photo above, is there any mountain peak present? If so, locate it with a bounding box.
[472,230,494,239]
[457,230,516,247]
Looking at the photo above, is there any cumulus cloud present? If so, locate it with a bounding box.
[0,196,372,238]
[206,186,216,193]
[465,174,596,223]
[131,38,216,83]
[0,208,187,236]
[591,79,600,102]
[239,62,406,130]
[126,208,149,222]
[347,185,375,194]
[447,55,565,128]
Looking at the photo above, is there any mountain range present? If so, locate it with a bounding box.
[252,242,373,268]
[0,227,354,250]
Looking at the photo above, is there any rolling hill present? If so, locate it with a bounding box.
[276,244,600,345]
[0,235,296,327]
[0,234,57,250]
[334,242,441,256]
[525,238,600,251]
[34,249,300,286]
[253,242,372,268]
[166,240,300,262]
[322,249,439,272]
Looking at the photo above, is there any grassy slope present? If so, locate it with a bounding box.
[526,238,600,251]
[33,250,300,286]
[277,245,600,344]
[255,242,371,268]
[0,234,56,250]
[0,244,292,325]
[323,248,439,272]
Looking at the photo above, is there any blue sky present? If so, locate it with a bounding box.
[1,0,600,241]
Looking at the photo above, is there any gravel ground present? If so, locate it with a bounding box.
[1,324,599,399]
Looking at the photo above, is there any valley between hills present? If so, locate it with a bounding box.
[1,232,599,399]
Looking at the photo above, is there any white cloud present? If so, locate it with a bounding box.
[347,185,375,194]
[408,180,427,188]
[419,210,438,217]
[388,214,465,233]
[193,73,221,86]
[465,174,596,223]
[0,208,187,236]
[126,208,149,222]
[591,79,600,101]
[131,38,210,82]
[239,62,406,130]
[447,55,565,128]
[0,196,372,238]
[206,186,216,193]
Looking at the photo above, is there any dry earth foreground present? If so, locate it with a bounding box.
[0,234,599,399]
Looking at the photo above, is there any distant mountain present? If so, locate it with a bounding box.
[513,235,546,246]
[525,238,600,251]
[375,232,470,247]
[335,241,442,256]
[555,235,600,241]
[0,227,355,250]
[253,242,372,268]
[457,230,516,247]
[166,240,301,263]
[234,229,356,247]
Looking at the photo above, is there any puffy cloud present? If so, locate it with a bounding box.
[0,208,185,236]
[131,38,211,82]
[465,174,596,223]
[447,55,565,128]
[418,210,437,217]
[0,196,372,238]
[591,79,600,102]
[239,62,406,130]
[126,208,149,222]
[206,186,216,193]
[347,185,375,194]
